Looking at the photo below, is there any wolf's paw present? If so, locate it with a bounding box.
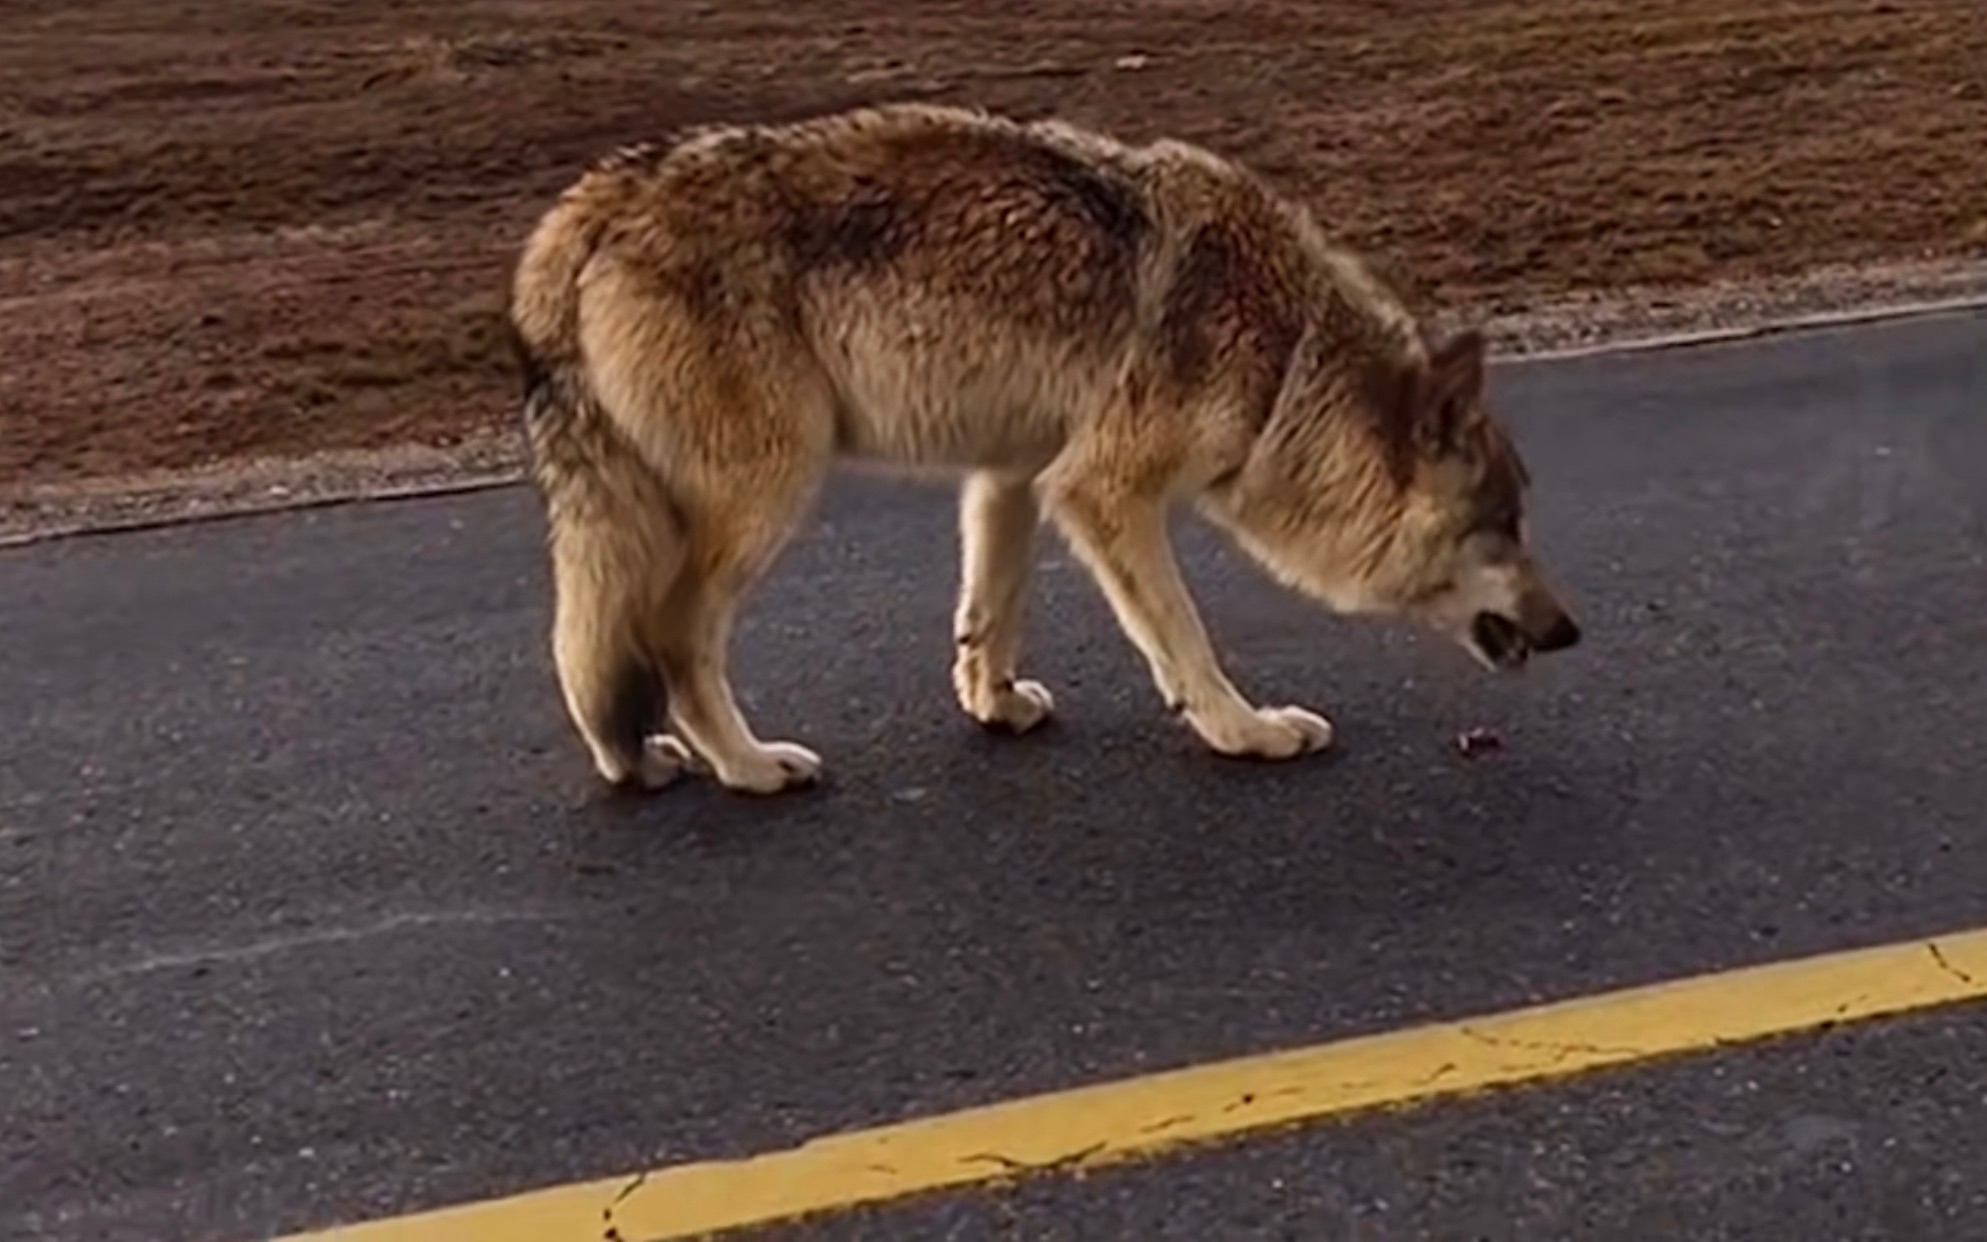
[599,734,694,792]
[1194,704,1335,761]
[712,740,823,795]
[636,734,695,788]
[962,677,1056,734]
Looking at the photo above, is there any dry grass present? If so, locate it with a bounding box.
[3,0,1984,486]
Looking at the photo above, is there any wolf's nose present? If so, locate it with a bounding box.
[1535,613,1581,653]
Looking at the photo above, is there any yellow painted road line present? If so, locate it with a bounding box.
[284,927,1987,1242]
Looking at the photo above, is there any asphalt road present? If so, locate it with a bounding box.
[6,311,1987,1242]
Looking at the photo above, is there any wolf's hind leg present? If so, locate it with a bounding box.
[648,523,824,795]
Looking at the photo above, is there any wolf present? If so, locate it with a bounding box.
[505,102,1581,795]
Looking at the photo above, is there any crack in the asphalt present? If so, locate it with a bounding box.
[1928,941,1976,985]
[72,908,567,984]
[961,1140,1108,1176]
[1459,1025,1645,1064]
[1139,1113,1195,1135]
[601,1170,648,1242]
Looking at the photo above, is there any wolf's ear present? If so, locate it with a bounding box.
[1420,328,1486,455]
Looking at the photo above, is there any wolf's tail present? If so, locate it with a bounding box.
[506,150,687,788]
[506,154,643,426]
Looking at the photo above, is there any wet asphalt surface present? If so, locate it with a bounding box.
[5,311,1986,1240]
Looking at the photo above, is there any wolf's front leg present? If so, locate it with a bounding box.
[952,471,1056,733]
[1042,475,1332,760]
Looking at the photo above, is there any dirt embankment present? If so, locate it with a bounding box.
[3,0,1984,502]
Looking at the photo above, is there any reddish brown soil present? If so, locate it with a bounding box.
[4,0,1984,490]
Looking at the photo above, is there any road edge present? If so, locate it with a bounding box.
[6,277,1986,549]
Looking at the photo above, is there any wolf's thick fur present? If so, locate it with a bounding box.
[508,102,1580,794]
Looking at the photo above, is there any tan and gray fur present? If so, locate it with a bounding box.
[506,102,1580,795]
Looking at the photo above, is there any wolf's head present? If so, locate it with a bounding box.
[1203,325,1580,671]
[1372,328,1581,670]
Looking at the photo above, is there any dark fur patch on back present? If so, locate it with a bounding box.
[1159,222,1303,399]
[977,132,1150,328]
[786,179,916,271]
[1018,142,1149,254]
